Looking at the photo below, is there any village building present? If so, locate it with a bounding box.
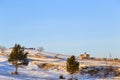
[80,52,90,59]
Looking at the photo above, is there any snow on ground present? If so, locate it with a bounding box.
[0,49,120,80]
[0,55,65,80]
[4,49,70,60]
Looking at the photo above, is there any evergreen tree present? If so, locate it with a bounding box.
[8,44,29,75]
[67,55,79,79]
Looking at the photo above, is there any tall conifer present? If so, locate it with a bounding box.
[8,44,28,75]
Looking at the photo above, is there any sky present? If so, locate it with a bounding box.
[0,0,120,58]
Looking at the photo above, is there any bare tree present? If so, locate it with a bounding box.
[0,45,6,53]
[37,47,44,53]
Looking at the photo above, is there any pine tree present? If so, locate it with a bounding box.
[67,55,79,79]
[8,44,29,75]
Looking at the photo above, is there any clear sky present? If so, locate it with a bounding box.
[0,0,120,58]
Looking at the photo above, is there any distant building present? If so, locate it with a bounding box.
[80,52,90,59]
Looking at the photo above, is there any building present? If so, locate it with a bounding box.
[80,52,90,59]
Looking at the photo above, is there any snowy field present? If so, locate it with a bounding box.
[0,49,120,80]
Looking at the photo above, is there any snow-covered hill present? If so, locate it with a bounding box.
[4,49,70,60]
[0,49,120,80]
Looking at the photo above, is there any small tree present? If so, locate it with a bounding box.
[67,55,79,79]
[0,45,6,53]
[8,44,29,75]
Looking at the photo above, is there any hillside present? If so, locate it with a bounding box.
[0,49,120,80]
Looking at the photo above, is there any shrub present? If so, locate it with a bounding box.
[68,78,72,80]
[59,75,65,79]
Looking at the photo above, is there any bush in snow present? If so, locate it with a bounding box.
[80,66,120,78]
[59,75,65,79]
[67,78,72,80]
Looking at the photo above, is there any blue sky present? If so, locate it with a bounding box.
[0,0,120,58]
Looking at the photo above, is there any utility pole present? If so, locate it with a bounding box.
[109,53,112,60]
